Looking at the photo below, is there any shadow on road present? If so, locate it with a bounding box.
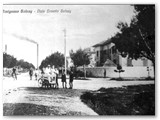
[19,87,88,97]
[3,103,87,116]
[3,87,97,116]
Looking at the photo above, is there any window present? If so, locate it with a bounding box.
[97,51,99,57]
[112,46,116,54]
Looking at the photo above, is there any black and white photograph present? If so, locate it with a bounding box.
[2,4,155,116]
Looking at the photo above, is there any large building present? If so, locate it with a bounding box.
[93,39,153,67]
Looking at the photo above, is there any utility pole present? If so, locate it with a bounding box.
[37,44,39,69]
[5,44,7,54]
[63,29,67,75]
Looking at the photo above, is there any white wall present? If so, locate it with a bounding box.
[132,59,144,66]
[120,56,128,66]
[78,66,154,78]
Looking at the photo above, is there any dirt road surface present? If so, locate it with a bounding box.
[3,73,154,116]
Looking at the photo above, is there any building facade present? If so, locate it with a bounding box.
[93,39,153,67]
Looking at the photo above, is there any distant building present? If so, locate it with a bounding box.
[66,56,74,68]
[93,39,153,67]
[84,47,96,67]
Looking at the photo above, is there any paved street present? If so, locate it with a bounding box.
[3,73,154,115]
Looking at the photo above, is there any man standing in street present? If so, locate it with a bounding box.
[69,68,74,89]
[61,70,67,88]
[29,67,33,80]
[12,66,17,80]
[104,69,106,78]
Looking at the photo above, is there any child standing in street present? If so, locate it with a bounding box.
[69,69,74,89]
[61,71,67,88]
[29,68,33,80]
[34,69,38,80]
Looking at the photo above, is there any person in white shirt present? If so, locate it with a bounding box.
[45,65,52,81]
[51,65,56,78]
[45,65,51,75]
[54,68,59,88]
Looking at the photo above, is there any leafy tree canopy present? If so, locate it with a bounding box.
[39,51,64,69]
[70,48,90,67]
[112,5,155,64]
[3,53,35,69]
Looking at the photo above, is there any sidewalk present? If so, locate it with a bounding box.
[72,78,155,90]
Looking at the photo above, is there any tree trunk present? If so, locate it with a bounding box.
[74,66,77,79]
[119,72,121,78]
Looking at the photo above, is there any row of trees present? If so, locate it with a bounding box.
[39,49,90,78]
[3,53,35,69]
[39,50,90,69]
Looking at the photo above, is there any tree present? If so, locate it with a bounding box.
[3,53,12,68]
[3,53,35,70]
[3,53,18,68]
[17,59,35,69]
[39,51,64,69]
[112,5,155,76]
[114,64,125,78]
[70,48,90,78]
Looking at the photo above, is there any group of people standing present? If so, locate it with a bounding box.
[43,65,59,88]
[29,65,74,89]
[61,68,74,89]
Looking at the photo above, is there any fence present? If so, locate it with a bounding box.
[3,68,25,76]
[77,66,154,78]
[3,68,13,76]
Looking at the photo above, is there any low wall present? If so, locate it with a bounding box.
[77,66,154,78]
[3,68,12,76]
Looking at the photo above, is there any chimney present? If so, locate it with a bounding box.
[5,44,7,53]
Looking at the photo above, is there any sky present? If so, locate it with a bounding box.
[2,5,135,67]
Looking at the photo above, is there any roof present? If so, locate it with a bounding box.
[92,38,112,47]
[103,59,117,67]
